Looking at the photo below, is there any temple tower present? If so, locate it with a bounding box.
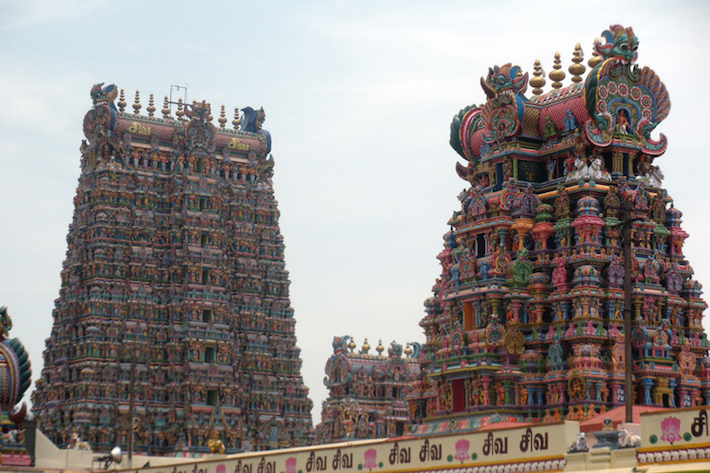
[409,25,709,434]
[31,85,313,453]
[315,336,420,444]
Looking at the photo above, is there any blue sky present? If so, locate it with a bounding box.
[2,0,709,423]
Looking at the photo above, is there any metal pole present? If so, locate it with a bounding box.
[623,216,633,424]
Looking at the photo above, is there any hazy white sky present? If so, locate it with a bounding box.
[2,0,709,424]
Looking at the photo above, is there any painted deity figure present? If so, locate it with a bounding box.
[615,109,630,134]
[551,256,567,290]
[548,340,564,370]
[511,248,532,287]
[606,254,624,287]
[547,159,556,180]
[554,186,570,217]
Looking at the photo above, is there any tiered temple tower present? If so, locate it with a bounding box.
[408,25,709,434]
[315,336,420,444]
[31,86,313,453]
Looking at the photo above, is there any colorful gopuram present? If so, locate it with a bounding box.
[408,25,709,433]
[31,86,313,453]
[315,336,420,444]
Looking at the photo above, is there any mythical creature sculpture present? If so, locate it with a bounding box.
[90,82,118,110]
[595,25,639,64]
[480,63,529,98]
[584,25,670,154]
[241,107,272,154]
[332,336,350,354]
[480,63,528,144]
[255,154,275,182]
[84,83,120,158]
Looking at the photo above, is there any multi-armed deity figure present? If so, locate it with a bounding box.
[409,25,707,433]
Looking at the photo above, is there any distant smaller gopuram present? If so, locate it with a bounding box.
[408,25,709,434]
[316,336,420,443]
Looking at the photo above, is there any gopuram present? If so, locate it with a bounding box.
[315,336,420,444]
[31,86,313,453]
[408,25,709,434]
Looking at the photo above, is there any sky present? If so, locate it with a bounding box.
[2,0,710,425]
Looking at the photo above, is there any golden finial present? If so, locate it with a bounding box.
[348,337,356,352]
[404,342,413,357]
[588,38,603,68]
[176,98,185,121]
[132,91,142,115]
[147,93,156,118]
[207,102,213,122]
[361,338,370,354]
[218,105,227,128]
[376,339,384,355]
[549,51,565,89]
[568,43,586,83]
[162,95,170,119]
[232,107,241,131]
[118,88,127,113]
[530,59,546,96]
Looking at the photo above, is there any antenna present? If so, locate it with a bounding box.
[168,85,188,114]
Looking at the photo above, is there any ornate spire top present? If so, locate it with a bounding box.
[376,339,384,355]
[162,96,170,119]
[348,337,356,352]
[147,93,156,118]
[207,102,213,122]
[132,91,141,115]
[404,342,413,357]
[232,107,241,131]
[176,98,185,121]
[118,88,127,113]
[549,51,565,89]
[218,105,227,128]
[588,40,603,68]
[530,58,546,96]
[361,337,370,354]
[568,43,586,83]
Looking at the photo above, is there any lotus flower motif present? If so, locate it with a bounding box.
[660,416,682,444]
[455,438,470,463]
[285,457,297,473]
[364,448,378,470]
